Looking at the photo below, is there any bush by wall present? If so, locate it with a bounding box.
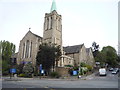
[50,72,60,78]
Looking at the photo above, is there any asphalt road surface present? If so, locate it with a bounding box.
[2,71,119,89]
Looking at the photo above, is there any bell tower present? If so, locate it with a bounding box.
[43,0,62,46]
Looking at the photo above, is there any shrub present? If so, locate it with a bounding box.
[24,73,32,78]
[2,60,10,75]
[18,73,32,78]
[64,65,73,67]
[68,68,73,75]
[17,63,24,74]
[73,66,79,70]
[50,72,60,78]
[18,73,26,77]
[23,63,34,76]
[33,66,39,76]
[79,68,84,75]
[86,65,92,71]
[80,62,86,67]
[2,71,9,76]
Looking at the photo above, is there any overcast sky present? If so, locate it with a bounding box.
[0,0,119,53]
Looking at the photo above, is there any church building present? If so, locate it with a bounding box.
[17,0,95,67]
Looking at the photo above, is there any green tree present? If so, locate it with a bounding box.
[101,46,118,67]
[117,55,120,63]
[118,42,120,56]
[94,51,106,65]
[92,42,99,57]
[0,40,15,61]
[80,62,92,72]
[2,60,10,75]
[0,40,16,75]
[36,43,61,75]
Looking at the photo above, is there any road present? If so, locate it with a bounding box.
[1,70,119,89]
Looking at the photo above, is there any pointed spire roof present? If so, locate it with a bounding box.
[50,0,57,12]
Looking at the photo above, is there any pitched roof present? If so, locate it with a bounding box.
[86,48,92,55]
[86,48,90,53]
[63,44,84,54]
[29,31,42,39]
[21,30,42,42]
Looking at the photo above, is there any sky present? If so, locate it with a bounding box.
[0,0,119,53]
[118,2,120,55]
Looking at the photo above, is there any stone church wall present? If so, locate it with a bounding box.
[56,67,70,77]
[17,31,42,66]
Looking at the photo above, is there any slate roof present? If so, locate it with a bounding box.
[63,44,84,54]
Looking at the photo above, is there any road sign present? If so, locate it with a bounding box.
[10,68,16,73]
[73,71,77,75]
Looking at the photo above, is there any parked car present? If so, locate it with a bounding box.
[112,70,117,74]
[114,68,119,72]
[109,68,114,71]
[99,68,107,76]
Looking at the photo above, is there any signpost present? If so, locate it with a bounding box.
[10,68,16,79]
[10,68,16,73]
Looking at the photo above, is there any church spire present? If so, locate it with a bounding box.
[50,0,57,12]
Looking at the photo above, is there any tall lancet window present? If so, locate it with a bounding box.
[48,17,51,29]
[47,18,49,30]
[51,17,52,29]
[30,42,32,58]
[45,18,47,30]
[25,40,29,58]
[56,17,58,30]
[58,18,61,31]
[22,43,25,58]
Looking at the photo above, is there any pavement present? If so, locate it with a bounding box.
[2,72,97,81]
